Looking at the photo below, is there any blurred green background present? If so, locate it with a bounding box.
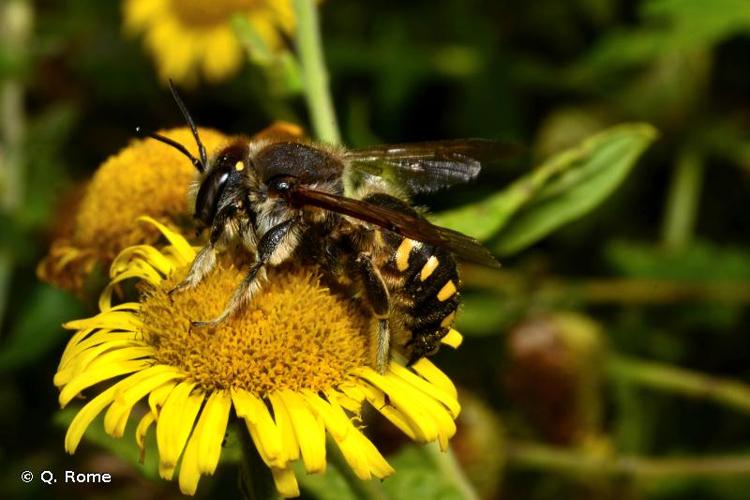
[1,0,750,499]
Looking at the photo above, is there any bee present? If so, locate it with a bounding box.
[142,84,515,373]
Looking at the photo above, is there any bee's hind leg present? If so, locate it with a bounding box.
[191,217,300,329]
[355,253,391,374]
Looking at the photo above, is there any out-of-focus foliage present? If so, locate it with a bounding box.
[1,0,749,499]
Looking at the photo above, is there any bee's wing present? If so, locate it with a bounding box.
[289,186,501,268]
[344,138,521,194]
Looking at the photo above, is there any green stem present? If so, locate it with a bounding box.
[238,423,279,500]
[0,0,31,332]
[425,442,479,500]
[293,0,340,143]
[326,438,388,500]
[661,145,704,250]
[608,355,750,414]
[507,441,750,478]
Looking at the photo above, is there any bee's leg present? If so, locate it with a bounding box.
[355,253,391,374]
[191,217,300,328]
[168,245,217,295]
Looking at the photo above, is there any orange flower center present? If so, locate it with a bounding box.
[139,263,374,394]
[170,0,262,27]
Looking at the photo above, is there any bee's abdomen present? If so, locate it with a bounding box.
[361,193,460,364]
[394,239,459,358]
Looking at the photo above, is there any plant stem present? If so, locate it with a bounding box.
[293,0,340,143]
[238,423,279,500]
[608,355,750,414]
[507,440,750,478]
[0,0,31,333]
[661,145,703,250]
[425,442,479,500]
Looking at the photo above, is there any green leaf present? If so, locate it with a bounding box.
[606,240,750,282]
[431,123,657,253]
[295,460,359,500]
[492,123,657,255]
[456,293,522,337]
[0,284,85,372]
[382,444,474,500]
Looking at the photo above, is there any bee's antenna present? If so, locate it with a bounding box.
[135,126,205,172]
[168,79,208,172]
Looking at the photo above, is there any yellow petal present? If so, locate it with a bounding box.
[136,411,156,451]
[58,359,150,407]
[232,389,285,468]
[388,362,461,417]
[411,357,458,398]
[137,216,195,263]
[269,392,300,463]
[301,390,350,442]
[200,27,242,82]
[156,382,204,480]
[382,372,457,450]
[331,425,394,481]
[280,390,326,473]
[349,429,395,479]
[328,385,364,413]
[148,381,176,415]
[57,343,151,387]
[58,331,141,372]
[58,327,96,366]
[178,424,202,496]
[356,368,438,442]
[115,365,182,408]
[110,244,174,278]
[64,309,143,331]
[353,383,416,440]
[64,380,119,453]
[99,269,162,311]
[195,390,231,475]
[122,0,166,33]
[271,467,300,498]
[104,368,182,438]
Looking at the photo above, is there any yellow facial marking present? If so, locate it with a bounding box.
[420,256,439,281]
[440,311,456,328]
[395,239,415,271]
[437,280,457,302]
[235,161,244,171]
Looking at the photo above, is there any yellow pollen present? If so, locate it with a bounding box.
[235,161,244,171]
[437,280,457,302]
[420,256,440,281]
[170,0,262,27]
[139,263,374,394]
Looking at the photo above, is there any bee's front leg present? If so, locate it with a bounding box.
[191,217,300,329]
[168,245,217,295]
[355,253,391,374]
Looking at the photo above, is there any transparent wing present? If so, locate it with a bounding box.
[345,138,521,194]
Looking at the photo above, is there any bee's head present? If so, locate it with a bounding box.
[194,142,251,227]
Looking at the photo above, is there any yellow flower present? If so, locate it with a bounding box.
[37,127,230,295]
[123,0,294,85]
[55,218,464,497]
